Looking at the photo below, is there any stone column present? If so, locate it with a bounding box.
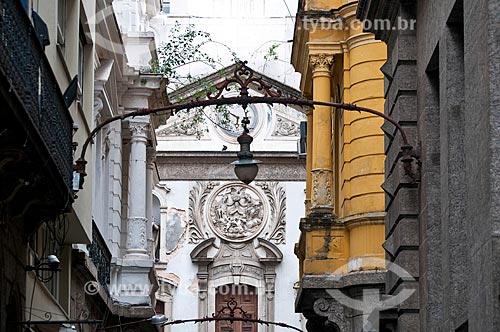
[146,147,155,258]
[125,119,149,259]
[310,54,334,215]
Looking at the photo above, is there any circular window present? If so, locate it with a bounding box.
[213,104,264,143]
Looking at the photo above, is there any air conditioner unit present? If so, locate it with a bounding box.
[297,121,307,159]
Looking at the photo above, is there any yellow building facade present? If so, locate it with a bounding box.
[292,1,387,330]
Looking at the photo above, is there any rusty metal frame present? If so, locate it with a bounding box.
[74,61,418,189]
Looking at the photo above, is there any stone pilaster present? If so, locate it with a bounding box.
[146,147,155,257]
[310,54,334,215]
[125,119,149,259]
[305,110,313,216]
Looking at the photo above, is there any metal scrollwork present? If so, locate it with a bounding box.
[206,61,284,103]
[87,222,111,291]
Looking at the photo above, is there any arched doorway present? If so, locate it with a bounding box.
[215,284,257,332]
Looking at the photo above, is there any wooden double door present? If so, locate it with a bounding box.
[215,285,258,332]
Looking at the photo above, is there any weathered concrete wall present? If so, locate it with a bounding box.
[359,0,500,330]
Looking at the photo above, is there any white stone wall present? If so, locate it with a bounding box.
[155,180,304,332]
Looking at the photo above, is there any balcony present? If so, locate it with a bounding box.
[88,222,111,293]
[0,0,74,225]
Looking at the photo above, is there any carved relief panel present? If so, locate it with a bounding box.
[207,184,267,242]
[188,181,286,245]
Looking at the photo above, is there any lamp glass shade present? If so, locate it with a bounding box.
[233,163,259,185]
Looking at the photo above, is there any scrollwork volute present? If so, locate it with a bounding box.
[188,181,219,243]
[313,298,351,332]
[256,182,287,244]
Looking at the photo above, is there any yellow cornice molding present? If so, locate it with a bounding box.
[337,1,358,22]
[345,32,378,50]
[306,41,344,55]
[339,212,386,229]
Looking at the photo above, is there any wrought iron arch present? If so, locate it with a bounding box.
[162,297,303,332]
[74,61,418,189]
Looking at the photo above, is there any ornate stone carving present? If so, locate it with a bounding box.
[256,182,287,244]
[129,122,149,139]
[311,169,333,210]
[156,123,202,137]
[126,217,148,251]
[93,97,104,125]
[207,184,267,242]
[230,263,244,275]
[188,182,220,243]
[310,54,335,72]
[212,265,231,278]
[272,116,300,136]
[313,298,351,332]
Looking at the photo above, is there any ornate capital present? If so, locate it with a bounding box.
[310,54,334,72]
[311,169,334,214]
[129,121,149,142]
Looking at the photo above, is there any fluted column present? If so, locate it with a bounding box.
[125,119,149,258]
[310,54,334,215]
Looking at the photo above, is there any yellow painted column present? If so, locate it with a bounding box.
[305,110,313,216]
[309,54,334,215]
[342,33,386,271]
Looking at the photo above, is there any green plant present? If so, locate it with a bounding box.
[150,22,241,138]
[264,43,280,61]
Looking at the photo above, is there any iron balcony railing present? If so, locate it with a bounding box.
[0,0,74,193]
[88,222,111,292]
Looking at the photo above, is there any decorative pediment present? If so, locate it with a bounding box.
[190,237,217,264]
[256,238,283,263]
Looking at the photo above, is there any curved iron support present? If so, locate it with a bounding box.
[161,298,303,331]
[74,61,418,190]
[161,316,304,332]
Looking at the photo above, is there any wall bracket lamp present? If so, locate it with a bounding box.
[25,254,61,282]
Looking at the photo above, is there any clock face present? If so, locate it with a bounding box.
[216,104,259,138]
